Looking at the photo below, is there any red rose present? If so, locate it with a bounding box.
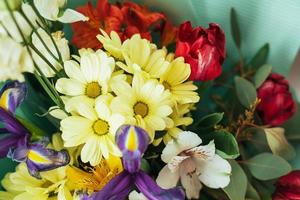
[257,73,296,126]
[273,171,300,200]
[175,21,226,81]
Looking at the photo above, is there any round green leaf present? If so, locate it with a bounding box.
[223,160,247,200]
[245,153,292,181]
[253,64,272,88]
[234,76,257,108]
[197,112,224,129]
[248,43,269,70]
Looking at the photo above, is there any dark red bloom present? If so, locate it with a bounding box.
[257,73,296,126]
[71,0,167,49]
[175,21,226,81]
[273,170,300,200]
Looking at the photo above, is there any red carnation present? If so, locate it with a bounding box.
[257,73,296,126]
[273,170,300,200]
[175,21,226,81]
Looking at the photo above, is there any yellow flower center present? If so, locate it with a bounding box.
[162,81,171,90]
[93,119,109,136]
[86,82,101,98]
[133,101,149,118]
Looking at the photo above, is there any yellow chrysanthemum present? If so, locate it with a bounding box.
[153,104,193,146]
[66,155,122,193]
[55,49,126,108]
[0,163,72,200]
[61,95,124,166]
[160,57,200,104]
[111,73,173,140]
[97,29,123,60]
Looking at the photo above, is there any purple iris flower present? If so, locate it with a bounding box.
[89,125,185,200]
[0,81,70,179]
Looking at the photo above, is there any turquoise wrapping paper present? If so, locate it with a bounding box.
[1,0,300,187]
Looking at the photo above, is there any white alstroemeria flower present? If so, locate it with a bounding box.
[33,0,88,23]
[156,131,231,199]
[0,3,39,42]
[128,191,147,200]
[0,36,33,82]
[31,28,70,77]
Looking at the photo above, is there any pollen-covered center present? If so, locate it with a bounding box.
[86,82,101,98]
[133,101,149,118]
[93,119,109,136]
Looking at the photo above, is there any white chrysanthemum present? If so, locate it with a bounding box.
[97,29,123,60]
[0,3,39,42]
[0,36,33,82]
[33,0,88,23]
[61,96,125,166]
[111,73,173,140]
[32,28,70,77]
[56,49,126,107]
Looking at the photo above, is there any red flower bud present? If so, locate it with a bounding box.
[257,73,296,126]
[175,21,226,81]
[273,170,300,200]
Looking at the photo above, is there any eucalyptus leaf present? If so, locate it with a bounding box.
[248,43,269,70]
[216,150,239,160]
[264,127,296,160]
[245,153,292,181]
[223,160,247,200]
[234,76,257,108]
[253,64,272,88]
[246,182,261,200]
[197,112,224,129]
[230,8,241,49]
[208,130,239,158]
[141,159,151,172]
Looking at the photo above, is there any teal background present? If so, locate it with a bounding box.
[1,0,300,188]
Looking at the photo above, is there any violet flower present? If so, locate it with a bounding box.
[0,81,70,179]
[90,125,185,200]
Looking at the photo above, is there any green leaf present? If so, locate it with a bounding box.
[208,130,240,158]
[245,153,292,181]
[141,159,151,172]
[249,43,270,70]
[253,64,272,88]
[216,150,239,159]
[223,160,247,200]
[197,112,224,129]
[16,116,46,140]
[234,76,257,108]
[246,182,261,200]
[264,127,296,160]
[230,8,241,49]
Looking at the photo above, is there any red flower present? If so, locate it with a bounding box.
[71,0,123,49]
[175,21,226,81]
[71,0,166,49]
[273,171,300,200]
[257,73,296,126]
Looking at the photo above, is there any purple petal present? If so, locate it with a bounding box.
[0,135,20,158]
[8,146,28,162]
[116,125,150,172]
[91,171,133,200]
[135,171,185,200]
[122,151,141,173]
[0,81,27,113]
[25,144,70,178]
[0,107,29,136]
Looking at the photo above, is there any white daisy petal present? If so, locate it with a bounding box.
[56,78,85,96]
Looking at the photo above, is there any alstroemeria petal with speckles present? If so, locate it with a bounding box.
[0,81,27,113]
[116,125,150,173]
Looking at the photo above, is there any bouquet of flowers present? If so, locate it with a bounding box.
[0,0,299,199]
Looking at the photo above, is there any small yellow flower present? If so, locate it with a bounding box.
[111,73,173,140]
[61,95,124,166]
